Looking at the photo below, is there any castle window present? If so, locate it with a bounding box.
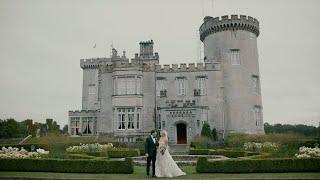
[196,77,207,96]
[230,49,240,65]
[127,108,135,129]
[156,79,166,97]
[176,78,186,96]
[136,77,141,94]
[252,75,260,95]
[70,117,80,135]
[197,120,200,128]
[162,121,165,129]
[82,117,96,135]
[115,76,141,95]
[253,106,262,127]
[136,108,141,129]
[117,108,141,130]
[118,108,126,129]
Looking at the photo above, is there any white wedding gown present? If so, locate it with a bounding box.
[155,140,186,177]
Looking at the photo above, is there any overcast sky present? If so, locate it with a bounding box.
[0,0,319,127]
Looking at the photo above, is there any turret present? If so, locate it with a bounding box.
[199,15,263,134]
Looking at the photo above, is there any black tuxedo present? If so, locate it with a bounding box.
[145,135,159,176]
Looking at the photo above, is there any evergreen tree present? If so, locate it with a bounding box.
[62,124,68,134]
[201,122,211,138]
[211,128,218,141]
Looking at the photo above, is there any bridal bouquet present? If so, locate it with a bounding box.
[159,145,166,155]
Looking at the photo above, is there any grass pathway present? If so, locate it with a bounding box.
[1,166,320,179]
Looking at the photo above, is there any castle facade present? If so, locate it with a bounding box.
[68,15,264,144]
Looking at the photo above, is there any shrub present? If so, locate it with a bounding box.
[190,136,218,149]
[86,151,108,158]
[0,158,134,173]
[189,148,209,155]
[238,152,272,160]
[211,128,218,141]
[196,157,320,173]
[107,148,140,158]
[201,123,212,138]
[208,149,259,158]
[67,153,96,159]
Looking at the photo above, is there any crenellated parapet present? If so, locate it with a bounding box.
[68,110,99,116]
[199,15,259,41]
[155,62,220,73]
[80,58,111,69]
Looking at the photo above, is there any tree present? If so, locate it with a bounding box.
[211,128,218,141]
[62,124,68,134]
[201,122,211,138]
[264,122,318,136]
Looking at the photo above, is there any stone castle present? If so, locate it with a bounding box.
[68,15,264,144]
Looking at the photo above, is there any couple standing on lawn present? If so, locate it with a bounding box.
[145,129,186,178]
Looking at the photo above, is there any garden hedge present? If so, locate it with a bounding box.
[208,149,259,158]
[107,148,140,158]
[189,149,259,158]
[196,157,320,173]
[188,149,210,155]
[0,158,133,173]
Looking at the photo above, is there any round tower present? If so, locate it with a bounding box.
[199,15,264,134]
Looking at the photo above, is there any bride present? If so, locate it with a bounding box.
[155,130,186,178]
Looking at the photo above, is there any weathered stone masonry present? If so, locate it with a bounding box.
[68,15,264,144]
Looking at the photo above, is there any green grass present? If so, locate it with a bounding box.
[0,166,320,179]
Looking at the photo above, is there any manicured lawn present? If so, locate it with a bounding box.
[0,166,320,179]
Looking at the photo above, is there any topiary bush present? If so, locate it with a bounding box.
[196,157,320,173]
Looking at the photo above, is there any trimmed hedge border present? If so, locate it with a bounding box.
[208,149,259,158]
[107,148,140,158]
[189,149,209,155]
[0,158,133,173]
[189,149,259,158]
[196,157,320,173]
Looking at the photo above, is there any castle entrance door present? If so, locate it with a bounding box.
[176,123,187,144]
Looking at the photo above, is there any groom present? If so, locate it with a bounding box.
[145,130,159,178]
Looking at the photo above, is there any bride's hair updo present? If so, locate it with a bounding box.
[160,130,168,144]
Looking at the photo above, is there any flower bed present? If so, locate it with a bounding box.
[0,147,49,159]
[295,146,320,158]
[243,142,279,152]
[66,143,113,153]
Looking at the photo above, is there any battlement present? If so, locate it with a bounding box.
[199,15,259,41]
[80,58,111,69]
[68,109,99,116]
[155,62,220,73]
